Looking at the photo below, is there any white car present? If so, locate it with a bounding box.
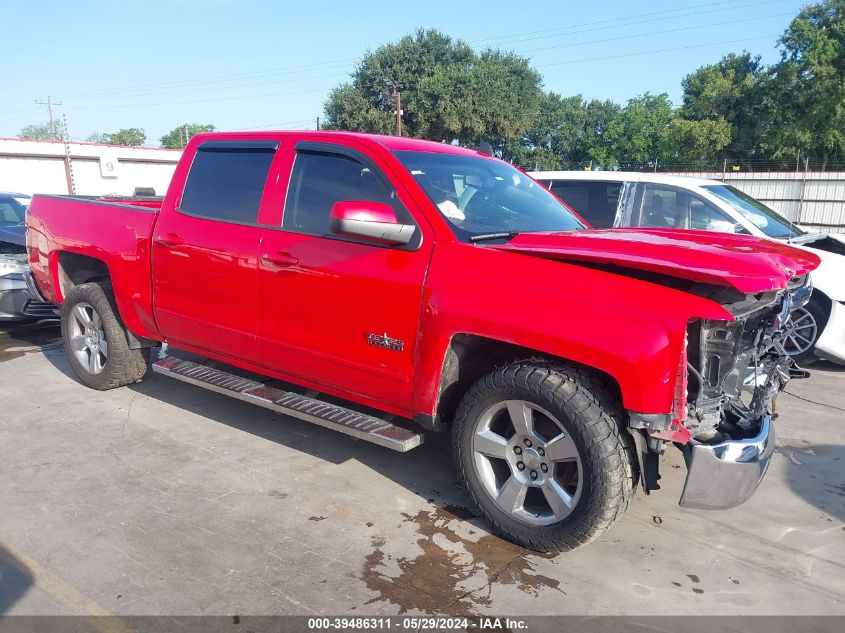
[531,171,845,365]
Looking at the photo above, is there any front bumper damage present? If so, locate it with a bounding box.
[630,275,811,511]
[679,415,775,509]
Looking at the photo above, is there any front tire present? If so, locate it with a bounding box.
[61,283,149,390]
[785,297,828,364]
[452,363,635,552]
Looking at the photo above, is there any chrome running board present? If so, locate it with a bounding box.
[151,356,423,452]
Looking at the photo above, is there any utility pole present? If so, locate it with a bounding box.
[35,96,63,140]
[316,116,320,131]
[61,113,76,195]
[394,91,403,137]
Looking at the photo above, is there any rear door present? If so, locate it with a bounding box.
[152,139,277,363]
[256,141,433,412]
[547,179,625,228]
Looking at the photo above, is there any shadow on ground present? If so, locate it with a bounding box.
[778,440,845,523]
[0,545,34,614]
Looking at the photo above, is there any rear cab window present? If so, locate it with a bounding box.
[179,140,278,224]
[547,180,622,228]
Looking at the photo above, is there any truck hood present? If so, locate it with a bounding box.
[492,228,820,293]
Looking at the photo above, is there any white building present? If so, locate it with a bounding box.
[0,138,181,197]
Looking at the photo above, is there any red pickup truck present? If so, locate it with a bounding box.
[26,131,818,552]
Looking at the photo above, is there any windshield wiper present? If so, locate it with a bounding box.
[468,231,520,243]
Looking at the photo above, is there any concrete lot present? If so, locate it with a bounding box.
[0,320,843,617]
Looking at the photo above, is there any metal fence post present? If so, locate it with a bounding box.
[796,157,809,224]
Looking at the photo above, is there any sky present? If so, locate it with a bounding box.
[1,0,808,146]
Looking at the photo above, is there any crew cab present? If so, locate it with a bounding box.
[26,132,818,552]
[531,170,845,366]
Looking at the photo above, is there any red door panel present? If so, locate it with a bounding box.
[256,230,431,411]
[152,211,260,363]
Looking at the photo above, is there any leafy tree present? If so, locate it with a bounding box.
[323,29,542,146]
[86,132,106,143]
[605,93,674,169]
[666,117,732,166]
[18,121,63,141]
[415,50,542,146]
[769,0,845,167]
[679,52,770,166]
[504,94,620,170]
[324,29,476,137]
[102,128,146,146]
[160,123,215,149]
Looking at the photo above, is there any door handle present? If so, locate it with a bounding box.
[261,251,299,267]
[156,232,184,247]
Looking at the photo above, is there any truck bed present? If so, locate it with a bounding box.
[26,194,162,340]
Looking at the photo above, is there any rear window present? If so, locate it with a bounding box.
[548,180,622,228]
[180,141,276,224]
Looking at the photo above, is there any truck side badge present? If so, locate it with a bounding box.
[367,332,404,352]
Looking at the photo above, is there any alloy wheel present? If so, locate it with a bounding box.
[784,307,818,356]
[472,399,582,526]
[68,302,108,374]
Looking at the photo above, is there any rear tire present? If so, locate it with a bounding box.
[61,283,149,390]
[452,362,635,552]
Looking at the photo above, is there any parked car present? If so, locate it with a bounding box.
[0,192,59,321]
[27,132,818,552]
[531,171,845,365]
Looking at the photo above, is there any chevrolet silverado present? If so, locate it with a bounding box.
[26,131,818,551]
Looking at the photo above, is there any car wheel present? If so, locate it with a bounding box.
[452,362,635,552]
[784,297,828,364]
[61,282,149,390]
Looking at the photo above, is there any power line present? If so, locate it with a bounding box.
[534,35,778,68]
[473,0,786,46]
[0,0,785,114]
[34,96,62,140]
[516,13,791,56]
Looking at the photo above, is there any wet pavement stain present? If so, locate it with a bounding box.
[360,505,563,617]
[0,322,61,362]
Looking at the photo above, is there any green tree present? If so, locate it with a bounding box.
[415,50,542,146]
[323,29,543,146]
[18,121,62,141]
[606,93,674,169]
[666,117,732,166]
[679,52,770,166]
[769,0,845,167]
[102,128,146,146]
[160,123,215,149]
[504,94,621,170]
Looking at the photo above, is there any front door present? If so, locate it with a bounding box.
[152,140,278,363]
[256,143,432,412]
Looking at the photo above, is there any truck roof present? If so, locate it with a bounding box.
[194,130,481,157]
[530,170,725,188]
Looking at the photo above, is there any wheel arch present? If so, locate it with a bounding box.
[54,251,155,349]
[416,333,624,432]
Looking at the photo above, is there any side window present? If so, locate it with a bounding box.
[549,181,621,228]
[689,197,737,231]
[0,202,18,224]
[638,186,687,229]
[283,151,397,237]
[179,143,276,224]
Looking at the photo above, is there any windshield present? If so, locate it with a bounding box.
[0,197,28,227]
[703,185,804,239]
[394,151,585,241]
